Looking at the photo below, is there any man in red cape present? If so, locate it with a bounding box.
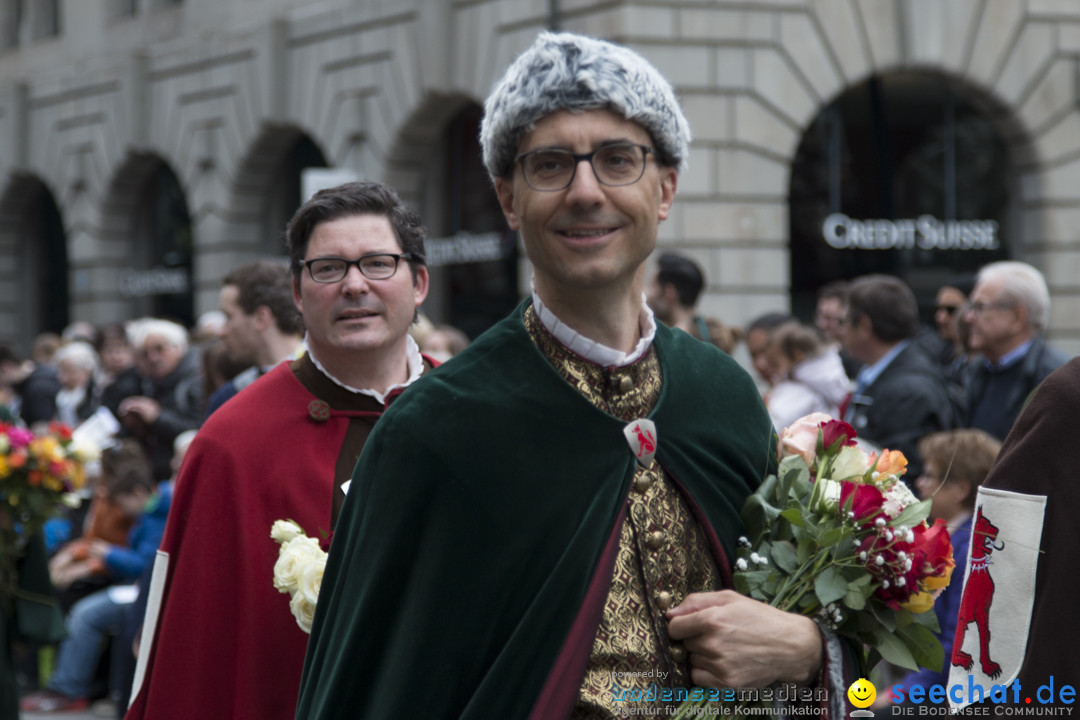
[125,181,436,720]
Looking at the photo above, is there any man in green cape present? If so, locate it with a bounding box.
[298,31,851,720]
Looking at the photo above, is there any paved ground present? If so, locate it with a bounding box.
[21,697,117,719]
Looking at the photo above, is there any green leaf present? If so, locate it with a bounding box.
[780,508,805,528]
[890,497,933,529]
[777,460,810,503]
[733,570,771,597]
[818,526,848,548]
[869,601,898,632]
[843,584,868,611]
[898,622,945,671]
[741,495,780,541]
[911,606,942,634]
[770,541,799,575]
[757,473,779,505]
[796,536,812,565]
[874,629,920,671]
[814,566,848,606]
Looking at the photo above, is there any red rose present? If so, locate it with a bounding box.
[841,481,886,524]
[910,518,953,579]
[820,420,857,452]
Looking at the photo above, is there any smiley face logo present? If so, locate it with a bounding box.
[847,678,876,708]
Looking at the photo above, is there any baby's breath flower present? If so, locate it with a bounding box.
[875,518,886,527]
[875,555,885,566]
[736,558,748,571]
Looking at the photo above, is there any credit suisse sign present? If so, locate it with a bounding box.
[822,213,999,251]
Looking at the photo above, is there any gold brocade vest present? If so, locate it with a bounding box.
[523,307,722,719]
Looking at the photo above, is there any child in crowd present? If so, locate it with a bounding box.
[910,430,1001,683]
[22,439,169,713]
[764,321,852,433]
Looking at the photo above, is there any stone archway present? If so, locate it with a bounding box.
[100,153,194,325]
[0,173,68,351]
[788,70,1020,321]
[725,2,1076,345]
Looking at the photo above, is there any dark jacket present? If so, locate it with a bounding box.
[15,364,60,427]
[101,350,203,480]
[962,336,1069,441]
[844,342,955,478]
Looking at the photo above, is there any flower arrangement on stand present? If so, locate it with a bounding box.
[0,421,96,601]
[674,413,954,717]
[270,519,327,634]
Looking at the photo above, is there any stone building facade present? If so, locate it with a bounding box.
[2,0,1080,355]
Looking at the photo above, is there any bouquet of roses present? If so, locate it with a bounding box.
[675,413,953,717]
[1,421,96,598]
[270,519,328,633]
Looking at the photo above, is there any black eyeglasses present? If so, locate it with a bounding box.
[516,143,655,191]
[299,253,413,283]
[934,305,962,316]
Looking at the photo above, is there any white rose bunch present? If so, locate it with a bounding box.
[270,519,328,634]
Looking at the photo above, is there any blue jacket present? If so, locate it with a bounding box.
[104,481,173,580]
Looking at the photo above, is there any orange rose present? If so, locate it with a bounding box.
[874,449,908,477]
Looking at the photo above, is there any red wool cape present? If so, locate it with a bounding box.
[125,363,344,720]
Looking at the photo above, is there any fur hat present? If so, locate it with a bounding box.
[480,31,691,180]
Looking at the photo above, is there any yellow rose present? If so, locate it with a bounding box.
[901,590,934,614]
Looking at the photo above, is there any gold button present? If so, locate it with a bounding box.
[671,643,688,663]
[645,530,665,551]
[618,375,634,393]
[657,591,673,611]
[633,474,655,493]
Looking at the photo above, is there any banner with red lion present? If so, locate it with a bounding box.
[948,486,1045,710]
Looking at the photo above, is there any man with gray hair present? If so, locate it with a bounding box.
[103,318,203,481]
[299,32,849,719]
[962,260,1068,440]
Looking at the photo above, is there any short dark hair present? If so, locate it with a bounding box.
[747,312,797,334]
[847,275,920,342]
[817,279,851,303]
[102,439,155,497]
[286,181,427,284]
[656,252,705,307]
[222,260,304,336]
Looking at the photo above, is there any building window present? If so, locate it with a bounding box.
[788,72,1012,320]
[26,0,59,40]
[0,0,21,49]
[113,0,138,18]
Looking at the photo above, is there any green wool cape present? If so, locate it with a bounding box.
[296,302,776,719]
